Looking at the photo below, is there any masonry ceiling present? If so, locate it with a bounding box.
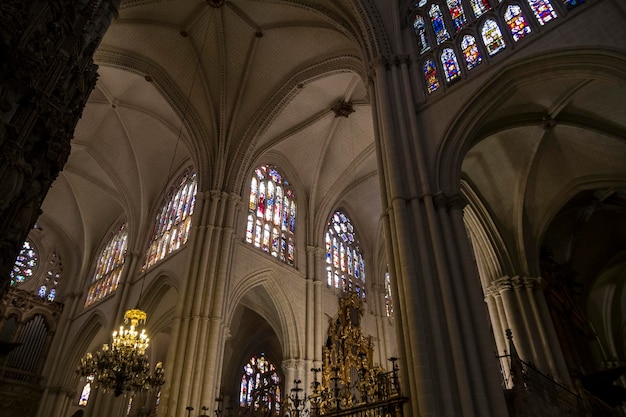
[39,0,381,272]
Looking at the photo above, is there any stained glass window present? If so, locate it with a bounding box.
[246,165,296,266]
[143,168,197,271]
[424,59,440,93]
[441,48,462,82]
[38,251,62,302]
[240,354,281,415]
[385,271,394,318]
[10,241,38,286]
[527,0,557,24]
[461,35,482,69]
[326,211,366,299]
[429,4,451,44]
[85,222,128,307]
[447,0,467,31]
[505,5,532,42]
[562,0,583,9]
[413,15,431,54]
[470,0,491,16]
[79,375,94,406]
[481,19,506,55]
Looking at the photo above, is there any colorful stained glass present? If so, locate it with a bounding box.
[325,211,366,299]
[527,0,557,24]
[429,4,451,44]
[505,5,532,42]
[246,165,296,266]
[85,222,128,307]
[562,0,583,9]
[481,19,506,55]
[447,0,467,31]
[40,251,62,301]
[461,35,482,69]
[79,375,94,406]
[240,355,281,415]
[441,48,462,82]
[423,59,440,93]
[470,0,491,16]
[413,15,431,54]
[10,241,38,286]
[143,168,197,271]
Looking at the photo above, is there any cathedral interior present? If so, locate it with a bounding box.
[0,0,625,416]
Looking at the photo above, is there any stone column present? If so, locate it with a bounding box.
[157,191,240,417]
[486,275,570,384]
[369,52,509,417]
[0,0,120,299]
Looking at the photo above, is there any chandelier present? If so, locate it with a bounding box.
[78,308,165,397]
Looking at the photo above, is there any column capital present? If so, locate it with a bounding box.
[490,275,545,293]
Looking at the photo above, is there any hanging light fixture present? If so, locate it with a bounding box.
[77,308,164,397]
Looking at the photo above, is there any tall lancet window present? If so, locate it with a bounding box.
[239,354,281,415]
[143,168,197,271]
[246,165,296,266]
[85,222,128,307]
[385,271,394,318]
[325,211,366,299]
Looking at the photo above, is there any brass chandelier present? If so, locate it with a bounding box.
[78,308,164,397]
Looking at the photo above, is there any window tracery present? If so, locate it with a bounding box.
[246,165,296,266]
[143,168,197,271]
[85,222,128,307]
[412,0,569,94]
[325,211,366,299]
[239,354,281,415]
[10,240,38,286]
[40,251,62,302]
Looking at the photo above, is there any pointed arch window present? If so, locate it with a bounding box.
[385,271,394,318]
[143,168,197,271]
[447,0,467,31]
[246,165,296,266]
[413,15,431,54]
[441,48,462,82]
[505,4,532,41]
[429,4,451,44]
[470,0,491,17]
[325,211,366,299]
[10,240,38,286]
[239,354,281,415]
[481,19,506,55]
[85,222,128,307]
[527,0,557,24]
[424,59,440,93]
[461,34,483,69]
[79,375,94,406]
